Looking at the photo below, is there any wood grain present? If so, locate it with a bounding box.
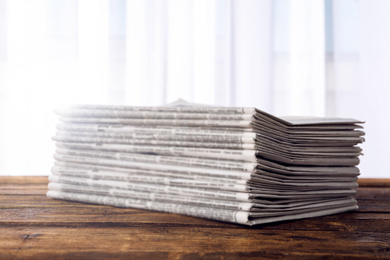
[357,178,390,187]
[1,176,390,259]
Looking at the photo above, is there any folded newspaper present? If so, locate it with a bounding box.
[48,100,364,226]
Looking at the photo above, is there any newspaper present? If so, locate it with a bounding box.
[55,141,258,162]
[46,190,358,226]
[55,129,256,144]
[59,117,253,128]
[57,103,257,114]
[48,101,364,225]
[51,166,248,192]
[49,174,356,200]
[53,161,359,208]
[49,175,251,201]
[52,132,361,166]
[54,147,258,172]
[56,123,256,135]
[56,103,362,124]
[52,164,357,190]
[52,134,257,150]
[53,153,253,180]
[53,161,248,184]
[254,157,360,176]
[49,182,357,211]
[55,108,255,120]
[53,123,363,167]
[53,153,359,188]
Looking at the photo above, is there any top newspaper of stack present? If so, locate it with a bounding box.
[54,103,365,167]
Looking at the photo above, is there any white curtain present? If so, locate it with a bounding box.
[0,0,388,178]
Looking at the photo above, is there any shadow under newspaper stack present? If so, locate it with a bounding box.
[48,102,365,226]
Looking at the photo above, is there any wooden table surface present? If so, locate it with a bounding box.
[1,176,389,259]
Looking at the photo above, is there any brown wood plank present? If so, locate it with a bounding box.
[1,176,390,259]
[356,187,390,200]
[0,226,389,259]
[358,178,390,187]
[0,176,48,184]
[1,194,389,233]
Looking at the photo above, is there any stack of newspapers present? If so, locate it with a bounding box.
[47,102,365,226]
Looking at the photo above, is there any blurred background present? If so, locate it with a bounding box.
[0,0,388,177]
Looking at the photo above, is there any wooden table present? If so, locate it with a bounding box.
[1,177,389,259]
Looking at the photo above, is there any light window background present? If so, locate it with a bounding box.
[0,0,389,178]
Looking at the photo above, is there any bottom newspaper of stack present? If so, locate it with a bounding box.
[47,102,364,226]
